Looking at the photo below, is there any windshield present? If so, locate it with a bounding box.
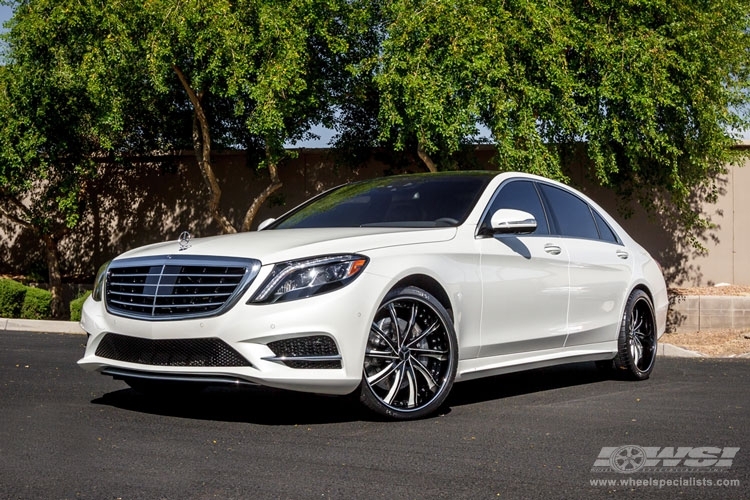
[270,172,495,229]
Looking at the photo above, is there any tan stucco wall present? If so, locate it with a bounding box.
[687,157,750,285]
[1,147,747,286]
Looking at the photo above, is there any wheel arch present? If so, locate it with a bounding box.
[631,283,655,306]
[622,283,657,331]
[391,274,454,320]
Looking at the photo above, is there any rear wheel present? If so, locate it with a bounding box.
[614,289,657,380]
[360,286,457,420]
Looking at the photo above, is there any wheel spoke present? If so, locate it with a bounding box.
[405,318,441,349]
[631,309,643,334]
[383,363,406,405]
[405,360,418,408]
[365,349,399,360]
[409,347,449,361]
[630,334,643,366]
[367,360,400,386]
[370,322,398,355]
[410,355,438,391]
[403,302,418,346]
[387,303,402,346]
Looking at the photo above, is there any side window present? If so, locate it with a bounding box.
[538,184,598,239]
[593,210,619,243]
[485,180,549,235]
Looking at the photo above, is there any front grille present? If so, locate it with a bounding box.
[266,336,341,369]
[105,255,260,320]
[95,333,252,367]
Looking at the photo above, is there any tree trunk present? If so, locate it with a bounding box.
[417,142,438,173]
[173,65,237,234]
[42,234,65,319]
[241,147,283,231]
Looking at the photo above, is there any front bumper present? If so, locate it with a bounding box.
[78,271,388,395]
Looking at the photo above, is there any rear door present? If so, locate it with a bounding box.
[537,183,633,347]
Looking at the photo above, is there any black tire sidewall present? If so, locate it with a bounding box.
[360,286,458,420]
[615,289,657,380]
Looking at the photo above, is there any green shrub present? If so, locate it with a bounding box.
[0,279,27,318]
[69,291,91,322]
[21,286,52,320]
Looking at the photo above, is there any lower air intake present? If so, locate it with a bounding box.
[95,333,252,367]
[267,336,341,369]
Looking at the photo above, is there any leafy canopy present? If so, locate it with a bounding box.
[345,0,750,234]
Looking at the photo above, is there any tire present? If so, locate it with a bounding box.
[614,289,657,380]
[360,286,458,420]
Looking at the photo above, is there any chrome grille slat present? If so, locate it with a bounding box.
[105,256,261,320]
[155,273,246,278]
[109,299,227,308]
[109,282,240,288]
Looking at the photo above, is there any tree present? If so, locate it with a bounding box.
[563,0,750,240]
[0,0,350,314]
[136,0,349,233]
[0,0,189,317]
[344,0,750,239]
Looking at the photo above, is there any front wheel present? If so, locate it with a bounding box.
[360,286,458,420]
[614,289,657,380]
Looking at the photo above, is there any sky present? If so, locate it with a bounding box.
[0,5,10,30]
[1,6,747,144]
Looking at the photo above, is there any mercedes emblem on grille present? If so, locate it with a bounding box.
[178,231,192,251]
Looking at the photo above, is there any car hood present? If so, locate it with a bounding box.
[115,226,457,265]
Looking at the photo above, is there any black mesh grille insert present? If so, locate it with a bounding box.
[95,333,252,367]
[267,336,341,369]
[104,256,259,320]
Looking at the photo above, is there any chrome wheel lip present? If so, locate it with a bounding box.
[628,297,656,372]
[364,295,453,414]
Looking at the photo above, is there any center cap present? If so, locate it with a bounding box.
[399,347,410,361]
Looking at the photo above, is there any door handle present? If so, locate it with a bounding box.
[616,250,629,259]
[544,244,562,255]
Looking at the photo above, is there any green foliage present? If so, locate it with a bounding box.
[0,278,27,318]
[1,0,748,251]
[69,291,91,322]
[340,0,750,240]
[20,286,52,320]
[138,0,349,165]
[0,279,54,319]
[0,0,194,315]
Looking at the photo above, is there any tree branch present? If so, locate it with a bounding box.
[172,64,237,234]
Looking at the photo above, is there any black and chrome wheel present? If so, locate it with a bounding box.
[360,286,457,420]
[614,289,657,380]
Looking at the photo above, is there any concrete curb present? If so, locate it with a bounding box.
[657,343,704,358]
[0,318,85,335]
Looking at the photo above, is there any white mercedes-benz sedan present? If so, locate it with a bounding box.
[79,171,668,419]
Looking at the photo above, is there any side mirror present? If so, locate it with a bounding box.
[257,218,276,231]
[489,209,537,234]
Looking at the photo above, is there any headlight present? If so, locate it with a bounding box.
[92,260,111,302]
[250,254,368,304]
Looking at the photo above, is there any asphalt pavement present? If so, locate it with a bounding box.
[0,330,748,499]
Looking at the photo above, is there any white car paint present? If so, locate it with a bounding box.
[78,171,668,418]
